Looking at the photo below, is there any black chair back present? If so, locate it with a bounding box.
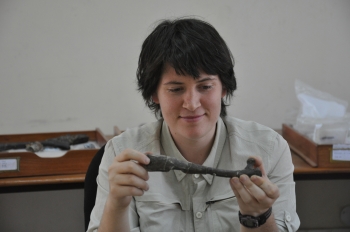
[84,144,105,231]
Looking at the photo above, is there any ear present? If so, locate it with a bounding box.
[152,93,159,104]
[221,88,227,98]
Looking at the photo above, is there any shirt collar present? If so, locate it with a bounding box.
[160,117,227,184]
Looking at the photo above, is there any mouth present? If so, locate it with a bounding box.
[180,114,204,122]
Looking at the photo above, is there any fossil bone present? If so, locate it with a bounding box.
[143,154,262,178]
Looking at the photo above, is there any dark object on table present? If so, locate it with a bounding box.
[0,134,89,152]
[45,134,89,145]
[143,154,262,177]
[84,144,106,231]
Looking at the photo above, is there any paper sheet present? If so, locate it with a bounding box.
[332,144,350,161]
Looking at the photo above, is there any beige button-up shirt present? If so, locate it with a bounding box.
[87,117,300,232]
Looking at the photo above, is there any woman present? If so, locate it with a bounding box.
[87,18,300,232]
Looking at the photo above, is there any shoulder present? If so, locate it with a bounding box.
[222,116,285,155]
[223,116,279,139]
[107,120,163,155]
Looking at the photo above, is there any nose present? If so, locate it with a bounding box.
[182,89,201,111]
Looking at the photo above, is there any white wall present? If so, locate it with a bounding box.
[1,0,349,135]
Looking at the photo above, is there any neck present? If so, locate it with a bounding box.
[171,126,217,165]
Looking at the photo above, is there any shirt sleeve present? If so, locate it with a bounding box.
[86,140,142,232]
[268,134,300,232]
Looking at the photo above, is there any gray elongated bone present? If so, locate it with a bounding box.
[143,154,262,178]
[0,134,89,152]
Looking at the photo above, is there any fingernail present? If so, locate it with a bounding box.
[145,157,150,164]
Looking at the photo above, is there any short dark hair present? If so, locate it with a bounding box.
[136,17,237,117]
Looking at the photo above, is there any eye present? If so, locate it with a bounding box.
[168,87,183,93]
[201,85,213,90]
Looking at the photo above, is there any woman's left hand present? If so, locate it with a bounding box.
[229,156,279,217]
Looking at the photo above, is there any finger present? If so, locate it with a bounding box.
[229,177,241,199]
[239,175,266,201]
[117,149,150,165]
[117,185,146,197]
[230,176,256,204]
[240,175,277,210]
[249,155,267,177]
[251,175,280,200]
[112,160,149,181]
[115,173,149,191]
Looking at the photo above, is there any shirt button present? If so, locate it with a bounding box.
[285,214,291,222]
[194,174,200,178]
[196,212,203,219]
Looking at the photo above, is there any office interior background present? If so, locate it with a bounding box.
[0,0,350,231]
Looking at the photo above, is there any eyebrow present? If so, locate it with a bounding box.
[163,77,216,85]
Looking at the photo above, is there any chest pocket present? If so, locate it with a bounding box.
[206,193,240,232]
[135,193,188,232]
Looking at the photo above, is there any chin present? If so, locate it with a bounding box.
[183,128,208,140]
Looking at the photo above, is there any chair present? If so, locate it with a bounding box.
[84,144,105,231]
[84,126,122,230]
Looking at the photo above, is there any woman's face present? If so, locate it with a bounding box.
[152,65,226,144]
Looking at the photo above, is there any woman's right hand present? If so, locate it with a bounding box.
[107,148,150,211]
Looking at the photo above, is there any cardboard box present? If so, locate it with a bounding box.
[282,124,350,168]
[0,129,108,178]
